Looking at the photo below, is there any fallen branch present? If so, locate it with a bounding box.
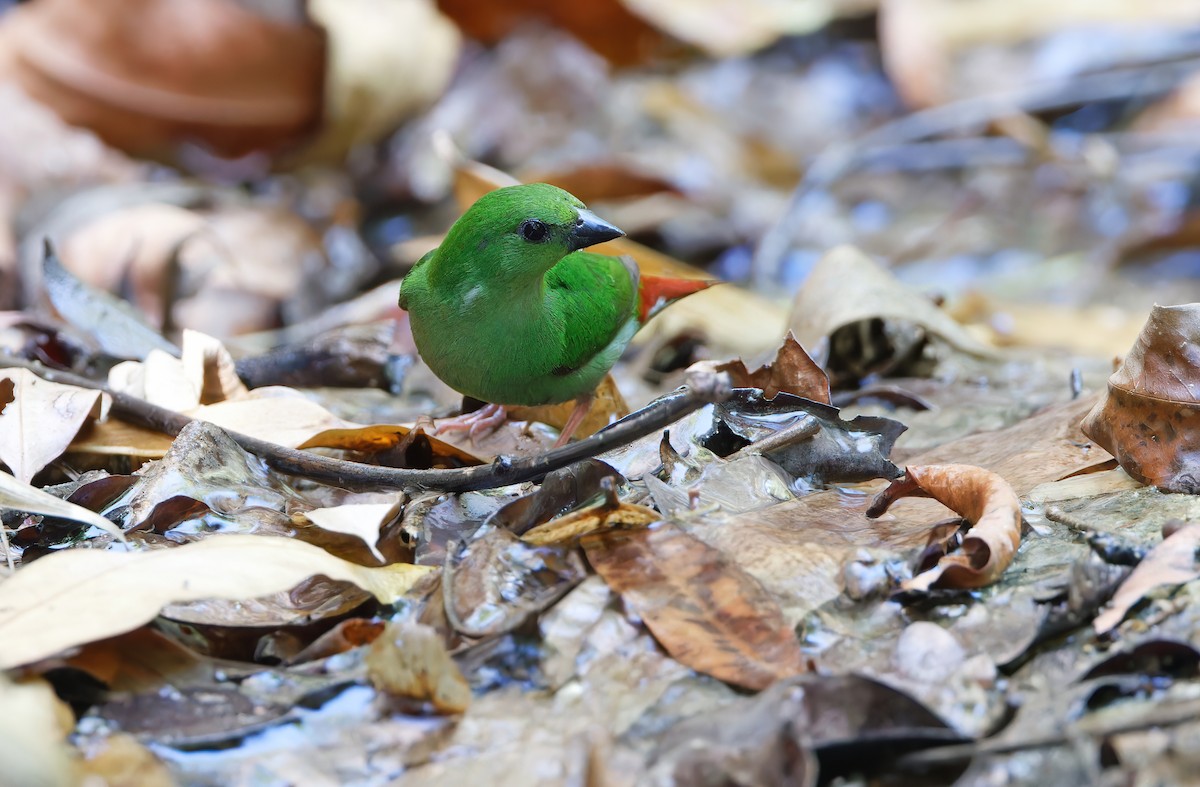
[0,356,731,492]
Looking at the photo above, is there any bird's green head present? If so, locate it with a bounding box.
[436,183,625,283]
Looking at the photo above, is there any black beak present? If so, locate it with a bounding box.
[568,209,625,252]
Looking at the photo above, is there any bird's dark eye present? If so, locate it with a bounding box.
[519,219,550,243]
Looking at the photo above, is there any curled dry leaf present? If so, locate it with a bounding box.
[366,620,471,714]
[867,464,1022,590]
[1094,523,1200,635]
[790,246,998,374]
[583,522,806,690]
[0,367,106,483]
[711,330,830,403]
[0,534,433,669]
[1081,304,1200,493]
[2,0,325,159]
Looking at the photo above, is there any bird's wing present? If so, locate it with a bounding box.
[542,252,639,379]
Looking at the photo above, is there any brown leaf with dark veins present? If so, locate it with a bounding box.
[1081,304,1200,493]
[714,331,831,403]
[583,522,806,690]
[868,464,1022,590]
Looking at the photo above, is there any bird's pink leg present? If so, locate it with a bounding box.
[434,403,508,442]
[553,393,594,449]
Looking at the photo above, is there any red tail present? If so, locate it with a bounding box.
[638,274,717,323]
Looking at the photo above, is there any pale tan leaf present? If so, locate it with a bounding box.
[0,470,125,541]
[300,501,400,563]
[0,534,433,669]
[366,620,471,714]
[0,675,76,787]
[0,368,105,482]
[181,329,249,404]
[109,350,199,411]
[298,0,461,164]
[190,392,357,448]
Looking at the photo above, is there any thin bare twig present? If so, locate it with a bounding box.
[0,355,730,492]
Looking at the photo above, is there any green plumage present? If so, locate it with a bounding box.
[399,183,640,407]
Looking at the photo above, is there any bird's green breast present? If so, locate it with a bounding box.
[401,250,639,406]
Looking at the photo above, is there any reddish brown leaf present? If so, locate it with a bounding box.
[715,331,831,403]
[582,522,806,690]
[1095,523,1200,635]
[3,0,325,160]
[868,464,1021,590]
[1081,304,1200,493]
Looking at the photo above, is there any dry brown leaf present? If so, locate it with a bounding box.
[583,522,806,690]
[1094,523,1200,635]
[0,367,105,482]
[437,0,665,66]
[712,330,830,403]
[868,464,1022,590]
[1081,304,1200,492]
[0,534,433,669]
[181,329,249,404]
[2,0,326,159]
[366,620,471,713]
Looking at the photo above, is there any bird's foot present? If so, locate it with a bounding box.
[434,403,508,443]
[552,393,594,449]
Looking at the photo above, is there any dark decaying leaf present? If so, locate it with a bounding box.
[717,390,906,484]
[485,459,625,536]
[1081,304,1200,493]
[444,529,586,638]
[583,521,806,690]
[868,464,1022,590]
[1094,522,1200,635]
[649,674,961,785]
[42,242,180,360]
[713,330,831,403]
